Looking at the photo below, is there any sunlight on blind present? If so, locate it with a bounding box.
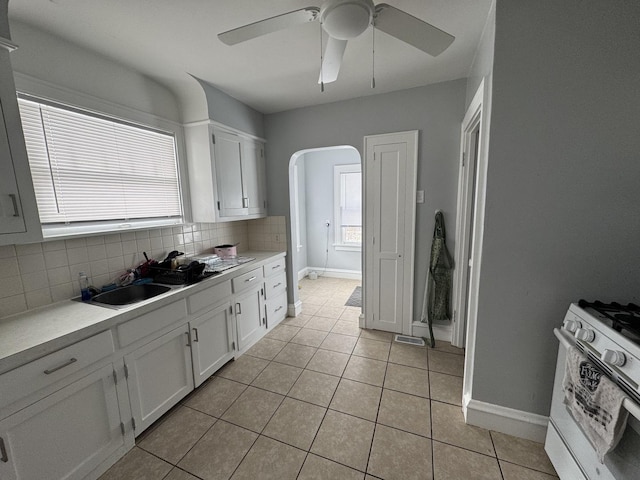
[18,97,182,226]
[339,169,362,244]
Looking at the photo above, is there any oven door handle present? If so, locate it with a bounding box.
[554,327,640,422]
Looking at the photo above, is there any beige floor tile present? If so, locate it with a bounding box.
[245,337,287,360]
[137,406,216,465]
[288,370,340,407]
[377,389,431,437]
[265,324,301,342]
[282,314,312,328]
[320,332,358,353]
[263,397,327,450]
[340,307,363,322]
[311,410,375,472]
[428,349,464,377]
[99,447,172,480]
[384,363,430,397]
[306,349,350,376]
[343,355,387,386]
[305,316,339,331]
[251,362,303,395]
[500,461,559,480]
[304,294,330,306]
[433,339,465,356]
[325,295,351,307]
[301,303,321,316]
[432,441,502,480]
[183,376,247,418]
[315,305,346,320]
[429,371,463,406]
[273,343,317,368]
[330,378,382,421]
[367,424,432,480]
[431,401,494,456]
[164,468,200,480]
[178,421,257,480]
[231,436,306,480]
[331,320,362,337]
[388,343,428,369]
[216,355,269,385]
[353,338,391,361]
[359,329,394,342]
[298,454,365,480]
[221,386,284,433]
[290,327,328,347]
[491,431,557,475]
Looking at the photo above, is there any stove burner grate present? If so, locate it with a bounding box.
[578,299,640,336]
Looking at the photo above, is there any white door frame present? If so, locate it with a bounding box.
[454,78,492,417]
[363,131,418,335]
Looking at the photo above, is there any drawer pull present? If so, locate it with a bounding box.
[9,194,19,217]
[193,328,199,342]
[245,276,257,283]
[236,302,242,314]
[272,264,281,269]
[273,282,282,288]
[186,332,191,347]
[0,436,7,463]
[275,306,283,312]
[43,357,77,375]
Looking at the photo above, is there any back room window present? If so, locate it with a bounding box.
[18,95,183,237]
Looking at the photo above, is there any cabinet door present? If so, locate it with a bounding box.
[124,324,194,435]
[0,91,26,235]
[213,128,248,218]
[0,364,126,480]
[235,285,265,352]
[242,139,267,216]
[190,302,235,387]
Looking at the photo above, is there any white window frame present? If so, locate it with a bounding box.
[333,163,362,252]
[293,163,303,252]
[17,92,186,239]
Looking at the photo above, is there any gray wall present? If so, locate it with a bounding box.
[302,148,362,273]
[265,79,466,314]
[472,0,640,416]
[465,1,495,107]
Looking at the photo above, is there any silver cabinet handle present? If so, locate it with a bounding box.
[193,328,199,342]
[273,282,282,288]
[44,358,77,375]
[245,276,257,283]
[272,264,281,269]
[9,194,19,217]
[243,197,249,208]
[0,437,8,463]
[185,331,191,347]
[275,306,283,312]
[236,302,242,314]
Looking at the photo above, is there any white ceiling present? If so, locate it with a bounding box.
[8,0,492,114]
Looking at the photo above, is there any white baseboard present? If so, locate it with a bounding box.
[288,300,302,317]
[306,266,362,281]
[297,267,310,281]
[411,321,451,342]
[464,398,548,443]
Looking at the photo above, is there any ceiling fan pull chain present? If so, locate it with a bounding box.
[319,20,325,92]
[371,19,376,89]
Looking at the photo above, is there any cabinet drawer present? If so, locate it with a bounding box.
[188,280,232,314]
[0,330,114,409]
[264,258,285,277]
[265,271,286,299]
[118,300,188,348]
[232,267,263,293]
[266,291,287,326]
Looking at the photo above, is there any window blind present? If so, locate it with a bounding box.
[335,165,362,245]
[18,96,182,230]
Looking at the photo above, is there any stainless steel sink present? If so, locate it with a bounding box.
[90,284,171,307]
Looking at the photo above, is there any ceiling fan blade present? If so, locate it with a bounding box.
[318,37,348,84]
[374,4,454,56]
[219,7,320,46]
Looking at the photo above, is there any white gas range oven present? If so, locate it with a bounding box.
[547,301,640,479]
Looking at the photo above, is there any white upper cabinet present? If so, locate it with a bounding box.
[0,42,41,244]
[185,122,267,223]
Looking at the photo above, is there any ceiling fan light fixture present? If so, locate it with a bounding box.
[320,0,374,40]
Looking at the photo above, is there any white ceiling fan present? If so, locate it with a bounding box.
[218,0,455,85]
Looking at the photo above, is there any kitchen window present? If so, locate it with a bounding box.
[334,163,362,250]
[17,95,183,238]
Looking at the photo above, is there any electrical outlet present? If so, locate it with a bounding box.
[275,234,279,242]
[416,190,425,203]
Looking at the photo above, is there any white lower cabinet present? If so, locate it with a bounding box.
[235,284,265,352]
[124,324,194,436]
[190,301,235,387]
[0,363,130,480]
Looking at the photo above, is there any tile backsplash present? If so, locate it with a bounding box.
[0,216,287,318]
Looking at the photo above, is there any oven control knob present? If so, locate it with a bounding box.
[575,328,595,342]
[564,319,582,333]
[602,349,626,367]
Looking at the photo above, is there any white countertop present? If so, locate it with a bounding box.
[0,251,285,375]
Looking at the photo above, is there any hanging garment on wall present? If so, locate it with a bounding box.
[420,211,453,347]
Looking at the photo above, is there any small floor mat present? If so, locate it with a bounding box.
[345,286,362,307]
[394,335,426,347]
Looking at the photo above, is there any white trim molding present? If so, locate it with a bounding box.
[287,300,303,317]
[464,398,548,443]
[306,267,362,281]
[411,321,451,342]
